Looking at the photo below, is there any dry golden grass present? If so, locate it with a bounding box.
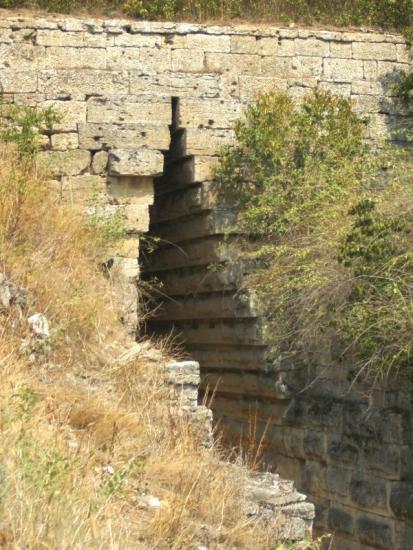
[0,145,297,549]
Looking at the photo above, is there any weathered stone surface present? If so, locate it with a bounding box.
[352,41,397,61]
[90,150,108,175]
[86,95,171,125]
[0,70,38,93]
[323,58,364,81]
[78,123,170,151]
[328,506,354,535]
[356,515,394,549]
[59,174,106,203]
[390,482,413,520]
[108,149,164,176]
[37,149,91,177]
[39,69,129,99]
[350,476,388,512]
[51,132,79,150]
[45,46,106,69]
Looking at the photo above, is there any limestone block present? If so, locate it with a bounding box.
[352,80,384,95]
[78,123,170,151]
[108,149,164,176]
[42,100,86,131]
[45,46,106,69]
[36,29,84,47]
[351,94,381,114]
[390,482,413,520]
[165,360,200,387]
[38,69,129,100]
[193,155,220,181]
[295,37,330,57]
[231,35,258,54]
[323,58,364,82]
[261,56,293,77]
[59,174,107,203]
[319,81,351,96]
[107,47,141,70]
[59,19,85,32]
[330,41,352,58]
[11,28,37,43]
[185,127,235,155]
[253,37,276,56]
[107,175,153,203]
[0,29,11,43]
[353,41,397,61]
[111,257,139,280]
[37,149,91,177]
[218,73,240,100]
[327,465,352,498]
[363,60,378,80]
[178,99,242,128]
[205,52,261,74]
[356,514,394,549]
[328,506,354,535]
[129,71,220,98]
[350,476,388,512]
[239,75,287,101]
[296,56,323,78]
[82,32,114,48]
[91,150,108,174]
[303,461,327,495]
[171,49,205,72]
[124,203,150,232]
[377,61,410,79]
[276,38,295,56]
[303,431,327,460]
[51,132,79,150]
[186,33,230,53]
[86,96,171,124]
[0,70,37,93]
[113,33,162,48]
[139,47,172,73]
[0,44,45,69]
[396,44,410,63]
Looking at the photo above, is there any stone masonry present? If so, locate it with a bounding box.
[0,9,412,548]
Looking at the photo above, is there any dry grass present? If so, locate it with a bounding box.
[0,144,294,549]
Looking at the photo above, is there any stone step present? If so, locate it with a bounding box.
[153,290,254,321]
[150,210,236,245]
[200,370,289,401]
[187,344,269,371]
[147,317,263,345]
[150,182,204,223]
[140,262,237,296]
[141,235,237,272]
[154,155,195,194]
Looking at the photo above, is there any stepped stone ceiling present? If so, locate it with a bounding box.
[1,9,413,550]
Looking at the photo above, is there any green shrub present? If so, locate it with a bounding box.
[215,90,412,385]
[0,99,59,157]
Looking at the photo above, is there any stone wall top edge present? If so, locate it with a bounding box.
[0,8,406,44]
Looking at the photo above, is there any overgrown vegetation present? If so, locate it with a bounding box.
[0,101,316,547]
[1,0,413,33]
[215,90,413,385]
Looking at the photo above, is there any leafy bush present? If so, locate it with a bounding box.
[215,90,412,385]
[0,100,59,157]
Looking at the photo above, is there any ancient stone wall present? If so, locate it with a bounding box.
[1,10,412,548]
